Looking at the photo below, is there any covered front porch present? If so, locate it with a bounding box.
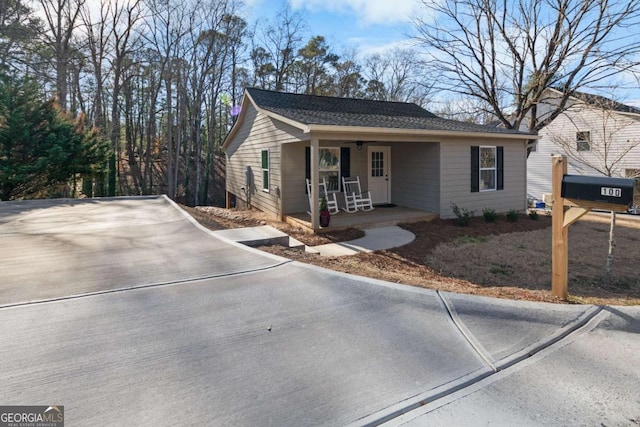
[282,138,441,232]
[284,205,437,233]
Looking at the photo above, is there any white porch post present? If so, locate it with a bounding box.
[310,137,320,230]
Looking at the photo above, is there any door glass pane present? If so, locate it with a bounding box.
[371,151,384,177]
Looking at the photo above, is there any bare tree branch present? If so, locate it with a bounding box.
[413,0,640,133]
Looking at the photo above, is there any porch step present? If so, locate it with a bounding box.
[212,225,290,247]
[285,209,438,233]
[288,237,306,249]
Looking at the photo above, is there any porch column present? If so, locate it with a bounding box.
[310,137,320,230]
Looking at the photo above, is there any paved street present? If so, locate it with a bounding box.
[0,196,638,426]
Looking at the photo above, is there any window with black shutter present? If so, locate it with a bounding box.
[305,146,350,192]
[471,145,503,192]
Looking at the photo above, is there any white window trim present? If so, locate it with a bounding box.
[576,131,591,152]
[479,145,497,192]
[261,148,269,192]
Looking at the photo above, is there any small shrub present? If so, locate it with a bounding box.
[482,208,498,223]
[506,209,519,222]
[450,202,474,226]
[528,210,539,220]
[490,264,512,276]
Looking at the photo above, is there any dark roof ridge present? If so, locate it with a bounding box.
[551,87,640,114]
[246,87,438,118]
[246,86,424,107]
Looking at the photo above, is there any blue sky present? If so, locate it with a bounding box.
[242,0,640,107]
[243,0,422,56]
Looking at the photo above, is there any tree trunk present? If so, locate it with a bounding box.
[175,72,184,202]
[193,96,202,206]
[165,75,174,199]
[146,74,161,195]
[109,68,121,197]
[124,82,141,194]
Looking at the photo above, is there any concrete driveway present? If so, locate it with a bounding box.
[0,196,638,426]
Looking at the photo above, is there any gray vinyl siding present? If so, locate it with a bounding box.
[528,107,640,200]
[225,104,304,219]
[349,148,368,181]
[440,138,528,218]
[391,142,440,212]
[281,143,307,214]
[527,136,555,200]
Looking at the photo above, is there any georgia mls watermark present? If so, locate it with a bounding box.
[0,406,63,427]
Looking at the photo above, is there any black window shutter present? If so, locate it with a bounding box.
[471,146,479,193]
[305,146,310,193]
[497,146,504,190]
[340,147,350,190]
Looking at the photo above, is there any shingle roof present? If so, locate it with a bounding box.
[246,88,533,136]
[569,90,640,115]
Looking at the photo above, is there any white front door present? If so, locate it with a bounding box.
[368,146,390,204]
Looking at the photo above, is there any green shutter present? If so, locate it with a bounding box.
[261,149,269,191]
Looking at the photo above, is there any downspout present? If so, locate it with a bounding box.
[525,139,535,209]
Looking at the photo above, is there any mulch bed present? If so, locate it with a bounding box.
[392,215,552,263]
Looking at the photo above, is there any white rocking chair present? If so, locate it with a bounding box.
[342,176,374,213]
[306,178,339,215]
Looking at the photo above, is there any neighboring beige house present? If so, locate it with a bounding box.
[222,88,537,230]
[528,88,640,201]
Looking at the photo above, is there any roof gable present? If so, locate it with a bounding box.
[548,88,640,115]
[573,91,640,115]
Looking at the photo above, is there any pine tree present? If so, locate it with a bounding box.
[0,73,110,200]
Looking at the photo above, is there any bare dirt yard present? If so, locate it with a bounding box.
[183,206,640,305]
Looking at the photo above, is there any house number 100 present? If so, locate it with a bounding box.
[600,187,622,197]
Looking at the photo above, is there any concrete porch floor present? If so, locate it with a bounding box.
[284,205,438,232]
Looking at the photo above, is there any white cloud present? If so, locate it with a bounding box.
[288,0,419,26]
[242,0,265,12]
[353,38,415,57]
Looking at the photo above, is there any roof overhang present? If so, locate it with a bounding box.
[223,90,538,150]
[305,124,539,142]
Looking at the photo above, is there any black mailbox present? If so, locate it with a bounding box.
[561,175,636,205]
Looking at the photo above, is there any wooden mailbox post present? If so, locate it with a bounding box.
[551,155,636,299]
